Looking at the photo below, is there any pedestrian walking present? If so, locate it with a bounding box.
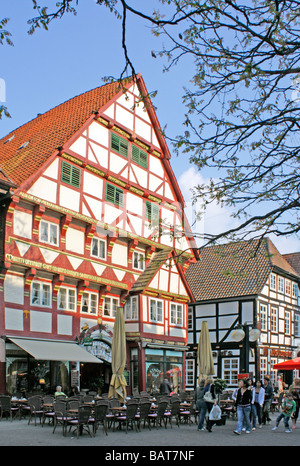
[289,378,300,430]
[252,380,265,430]
[233,378,252,435]
[272,392,296,433]
[195,378,207,431]
[246,378,255,430]
[262,376,273,425]
[203,377,217,432]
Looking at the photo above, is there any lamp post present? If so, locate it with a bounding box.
[231,323,261,375]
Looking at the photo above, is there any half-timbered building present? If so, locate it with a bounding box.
[0,75,196,395]
[185,239,300,389]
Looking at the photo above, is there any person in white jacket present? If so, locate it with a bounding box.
[252,380,265,430]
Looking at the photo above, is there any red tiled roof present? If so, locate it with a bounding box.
[0,79,129,187]
[185,238,299,302]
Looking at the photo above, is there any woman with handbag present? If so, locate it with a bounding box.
[203,377,217,432]
[233,378,253,435]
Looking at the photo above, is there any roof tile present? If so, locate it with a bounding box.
[0,80,128,187]
[185,238,299,302]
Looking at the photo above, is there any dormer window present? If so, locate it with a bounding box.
[17,141,30,151]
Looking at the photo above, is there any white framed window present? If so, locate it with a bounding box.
[103,296,119,318]
[223,358,238,385]
[260,357,268,381]
[58,287,76,312]
[31,281,51,307]
[125,296,138,320]
[259,303,267,331]
[278,276,284,293]
[270,307,278,333]
[133,251,145,271]
[39,220,59,246]
[149,299,163,323]
[81,291,98,315]
[285,280,291,296]
[185,359,195,387]
[270,273,276,290]
[170,303,183,326]
[292,283,298,298]
[285,310,291,335]
[91,237,106,260]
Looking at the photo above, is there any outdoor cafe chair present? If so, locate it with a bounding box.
[148,400,168,430]
[83,395,93,404]
[0,396,19,421]
[93,402,109,436]
[179,402,192,425]
[67,405,93,439]
[68,400,80,412]
[41,396,55,427]
[53,400,70,436]
[28,396,44,425]
[164,400,180,428]
[113,402,139,433]
[135,400,151,431]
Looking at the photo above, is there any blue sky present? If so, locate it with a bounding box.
[1,1,299,254]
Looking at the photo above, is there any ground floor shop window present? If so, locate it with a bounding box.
[145,349,183,394]
[6,355,70,396]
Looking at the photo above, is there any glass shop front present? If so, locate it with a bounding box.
[145,348,184,394]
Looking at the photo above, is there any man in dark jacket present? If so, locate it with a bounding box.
[262,376,273,424]
[160,378,172,395]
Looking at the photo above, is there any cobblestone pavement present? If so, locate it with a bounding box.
[0,412,299,449]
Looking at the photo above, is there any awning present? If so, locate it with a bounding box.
[8,337,101,363]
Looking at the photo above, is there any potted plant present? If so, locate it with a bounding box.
[214,378,228,401]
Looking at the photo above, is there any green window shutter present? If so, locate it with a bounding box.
[111,133,128,158]
[105,183,124,208]
[146,201,159,222]
[61,161,81,188]
[131,145,148,168]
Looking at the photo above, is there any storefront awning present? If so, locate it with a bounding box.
[8,337,101,363]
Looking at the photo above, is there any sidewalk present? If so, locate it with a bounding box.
[0,412,299,447]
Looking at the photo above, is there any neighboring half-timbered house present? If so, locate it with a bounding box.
[0,75,197,395]
[185,239,300,389]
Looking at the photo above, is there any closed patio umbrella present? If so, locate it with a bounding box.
[108,306,127,402]
[197,321,215,382]
[273,357,300,370]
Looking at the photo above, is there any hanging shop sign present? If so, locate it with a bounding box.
[78,323,113,364]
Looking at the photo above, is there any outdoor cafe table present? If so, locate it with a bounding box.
[11,398,28,419]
